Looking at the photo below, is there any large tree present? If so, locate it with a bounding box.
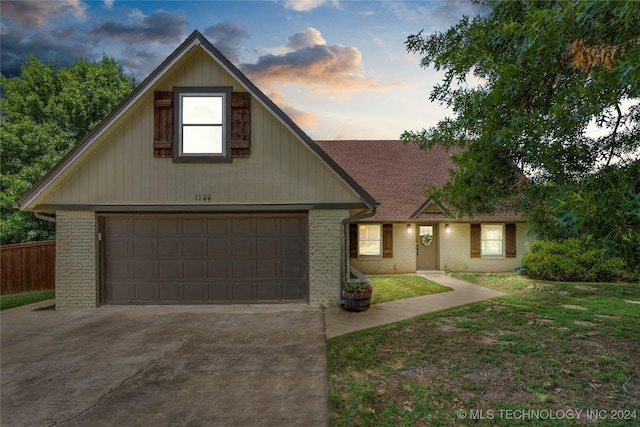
[403,0,640,267]
[1,56,136,244]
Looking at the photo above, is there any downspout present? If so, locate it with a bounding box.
[34,212,56,223]
[339,204,377,303]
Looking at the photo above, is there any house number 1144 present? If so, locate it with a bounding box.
[195,193,211,202]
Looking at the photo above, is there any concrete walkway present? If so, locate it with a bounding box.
[325,273,505,339]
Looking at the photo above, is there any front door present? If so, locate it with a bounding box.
[416,224,438,269]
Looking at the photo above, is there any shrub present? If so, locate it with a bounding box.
[522,239,633,282]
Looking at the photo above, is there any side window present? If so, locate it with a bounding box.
[358,224,382,256]
[481,224,503,256]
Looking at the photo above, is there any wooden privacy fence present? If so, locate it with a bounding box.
[1,241,55,295]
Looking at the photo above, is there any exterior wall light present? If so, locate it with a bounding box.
[407,224,413,234]
[445,224,451,234]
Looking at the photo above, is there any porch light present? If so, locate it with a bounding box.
[407,224,413,234]
[445,224,451,234]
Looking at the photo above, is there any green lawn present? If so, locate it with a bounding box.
[0,290,55,311]
[328,274,640,426]
[370,275,452,304]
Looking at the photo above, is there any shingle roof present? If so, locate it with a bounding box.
[316,140,522,222]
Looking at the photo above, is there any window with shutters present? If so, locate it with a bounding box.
[481,224,504,256]
[154,89,250,160]
[358,224,381,256]
[351,223,393,258]
[471,223,517,258]
[173,87,232,163]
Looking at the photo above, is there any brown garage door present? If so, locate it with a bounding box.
[103,215,308,304]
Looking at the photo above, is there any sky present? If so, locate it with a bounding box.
[1,0,489,140]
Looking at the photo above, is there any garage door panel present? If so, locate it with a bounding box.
[232,218,253,234]
[105,215,308,304]
[107,218,130,234]
[158,239,181,257]
[208,261,231,277]
[183,283,208,301]
[107,239,131,257]
[282,218,304,233]
[282,260,304,278]
[282,239,303,256]
[133,218,154,234]
[207,219,229,234]
[232,239,253,256]
[159,262,181,279]
[208,283,231,301]
[257,261,279,278]
[159,283,181,301]
[256,240,278,257]
[208,240,229,256]
[183,240,206,257]
[183,218,205,234]
[232,283,254,300]
[233,261,254,278]
[256,218,278,233]
[183,262,207,279]
[134,283,158,301]
[282,281,305,299]
[133,240,156,257]
[107,261,132,279]
[134,261,156,279]
[158,218,179,234]
[257,282,279,300]
[109,284,133,302]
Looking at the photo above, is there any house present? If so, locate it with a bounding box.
[316,140,534,275]
[16,30,375,309]
[17,31,533,310]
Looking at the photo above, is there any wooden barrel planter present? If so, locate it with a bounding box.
[342,289,372,311]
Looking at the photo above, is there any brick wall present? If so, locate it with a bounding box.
[350,223,416,274]
[55,211,98,309]
[439,222,534,272]
[308,209,348,306]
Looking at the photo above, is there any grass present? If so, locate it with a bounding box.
[0,290,55,311]
[370,275,452,304]
[328,274,640,426]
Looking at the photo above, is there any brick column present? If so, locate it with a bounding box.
[55,211,98,309]
[308,209,348,306]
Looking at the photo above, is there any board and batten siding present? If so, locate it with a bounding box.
[34,46,361,208]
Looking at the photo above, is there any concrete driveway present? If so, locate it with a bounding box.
[1,303,329,426]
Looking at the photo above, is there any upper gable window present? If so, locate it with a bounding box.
[173,87,232,163]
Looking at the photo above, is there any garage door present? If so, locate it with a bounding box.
[103,215,308,304]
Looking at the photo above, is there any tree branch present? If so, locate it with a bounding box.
[605,103,622,167]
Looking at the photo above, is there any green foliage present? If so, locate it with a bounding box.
[1,56,135,244]
[0,290,55,311]
[369,275,452,304]
[522,239,633,282]
[403,0,640,268]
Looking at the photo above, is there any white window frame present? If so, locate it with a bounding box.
[481,224,504,257]
[358,224,382,257]
[173,87,232,163]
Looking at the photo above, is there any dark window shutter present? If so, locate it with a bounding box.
[349,224,358,258]
[153,91,173,158]
[470,224,481,258]
[382,224,393,258]
[505,223,517,258]
[231,92,250,158]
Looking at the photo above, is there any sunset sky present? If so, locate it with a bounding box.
[1,0,489,140]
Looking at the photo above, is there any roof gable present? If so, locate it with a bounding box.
[18,31,373,211]
[317,140,522,222]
